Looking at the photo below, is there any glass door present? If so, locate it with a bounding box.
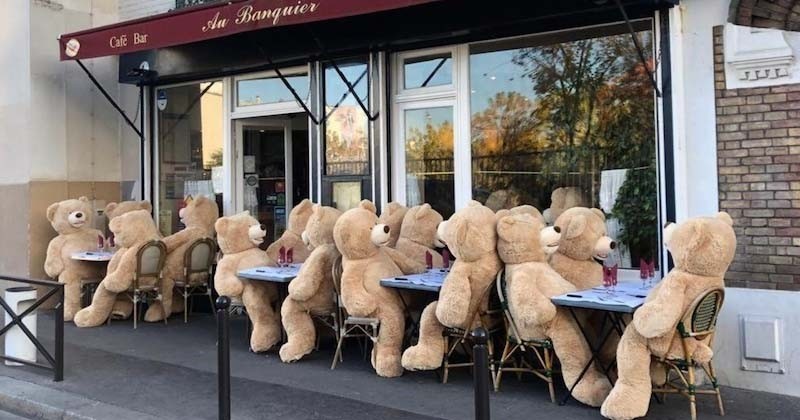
[234,117,302,245]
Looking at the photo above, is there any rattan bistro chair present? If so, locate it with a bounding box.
[494,269,556,402]
[330,255,380,370]
[441,279,502,385]
[653,288,726,420]
[175,238,216,323]
[116,240,167,329]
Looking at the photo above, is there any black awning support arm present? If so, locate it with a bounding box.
[322,69,368,123]
[311,35,379,122]
[614,0,662,98]
[75,59,143,138]
[160,81,217,139]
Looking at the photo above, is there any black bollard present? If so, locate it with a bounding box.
[216,296,231,420]
[472,327,491,420]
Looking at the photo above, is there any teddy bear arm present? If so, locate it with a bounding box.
[162,229,195,253]
[44,238,65,277]
[384,247,427,275]
[102,248,138,293]
[340,267,377,316]
[436,264,473,327]
[512,271,557,326]
[288,248,329,302]
[633,276,686,339]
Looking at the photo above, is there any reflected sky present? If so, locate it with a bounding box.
[470,49,537,114]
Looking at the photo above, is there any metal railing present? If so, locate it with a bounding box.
[0,275,64,382]
[175,0,219,9]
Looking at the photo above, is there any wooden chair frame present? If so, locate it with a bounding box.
[440,278,502,386]
[176,238,216,323]
[653,288,725,420]
[493,269,556,402]
[330,255,380,370]
[115,240,167,329]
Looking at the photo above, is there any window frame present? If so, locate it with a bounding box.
[231,65,311,118]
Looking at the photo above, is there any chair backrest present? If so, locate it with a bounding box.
[331,254,348,319]
[495,269,523,340]
[136,240,167,284]
[184,237,216,278]
[679,288,725,339]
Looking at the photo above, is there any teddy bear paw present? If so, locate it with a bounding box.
[600,383,647,420]
[401,343,443,371]
[570,373,612,407]
[375,352,403,378]
[144,305,167,322]
[73,308,101,328]
[279,341,314,363]
[250,324,281,353]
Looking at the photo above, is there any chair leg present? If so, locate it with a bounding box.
[207,289,215,315]
[494,339,511,392]
[708,361,725,416]
[331,331,346,370]
[441,335,451,384]
[133,293,138,330]
[545,348,556,404]
[688,363,697,420]
[487,337,497,391]
[184,289,189,324]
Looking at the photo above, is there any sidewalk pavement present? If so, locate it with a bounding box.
[0,311,798,419]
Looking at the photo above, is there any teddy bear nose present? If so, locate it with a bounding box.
[383,225,390,234]
[75,212,83,218]
[553,226,561,233]
[609,241,616,250]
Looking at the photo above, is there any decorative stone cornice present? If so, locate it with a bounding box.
[724,23,797,89]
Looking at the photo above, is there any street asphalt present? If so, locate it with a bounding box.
[0,311,798,419]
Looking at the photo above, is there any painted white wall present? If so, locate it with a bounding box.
[119,0,173,20]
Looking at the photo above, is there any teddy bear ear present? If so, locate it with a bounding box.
[564,214,587,239]
[295,199,313,213]
[715,212,733,226]
[415,203,432,219]
[686,221,710,252]
[496,215,515,240]
[105,202,118,214]
[591,208,606,222]
[359,200,376,213]
[78,196,89,203]
[214,218,229,233]
[140,201,152,212]
[467,200,481,208]
[46,202,59,223]
[312,203,321,212]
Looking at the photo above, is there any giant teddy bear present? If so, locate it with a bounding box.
[543,187,585,225]
[265,199,314,265]
[215,212,281,352]
[333,200,426,377]
[394,204,444,267]
[402,200,503,371]
[549,207,615,291]
[105,200,152,221]
[601,213,736,420]
[144,196,219,322]
[44,197,105,322]
[74,210,162,327]
[279,204,342,362]
[378,202,408,248]
[497,212,611,406]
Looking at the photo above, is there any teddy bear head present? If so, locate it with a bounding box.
[484,189,521,212]
[109,209,160,248]
[378,202,408,247]
[303,204,343,250]
[179,196,219,235]
[497,213,561,264]
[286,199,314,235]
[215,211,266,255]
[105,200,151,221]
[400,204,443,248]
[543,187,585,224]
[438,200,498,262]
[334,200,391,260]
[663,212,736,277]
[47,197,94,235]
[496,204,545,225]
[553,207,616,262]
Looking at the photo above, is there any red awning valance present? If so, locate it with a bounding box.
[58,0,443,61]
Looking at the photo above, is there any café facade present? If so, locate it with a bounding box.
[56,0,800,397]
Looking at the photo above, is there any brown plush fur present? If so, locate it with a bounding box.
[378,202,408,248]
[74,210,161,327]
[601,213,736,420]
[549,207,615,291]
[266,199,313,265]
[105,200,152,221]
[333,200,426,377]
[497,213,611,406]
[44,197,105,322]
[215,212,281,352]
[279,205,342,362]
[543,187,585,224]
[144,196,219,322]
[402,201,502,371]
[395,204,443,267]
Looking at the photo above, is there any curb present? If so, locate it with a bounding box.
[0,376,161,420]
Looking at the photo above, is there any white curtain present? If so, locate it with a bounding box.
[600,169,631,268]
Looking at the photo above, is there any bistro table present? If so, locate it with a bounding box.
[380,268,449,343]
[237,264,303,344]
[551,281,656,405]
[71,251,115,262]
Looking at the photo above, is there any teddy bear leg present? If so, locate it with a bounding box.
[600,328,653,420]
[550,314,612,407]
[144,277,175,322]
[243,282,281,353]
[74,283,118,327]
[373,303,406,378]
[59,271,82,322]
[401,301,445,371]
[111,298,133,319]
[279,298,316,362]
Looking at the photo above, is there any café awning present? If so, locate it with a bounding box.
[58,0,444,61]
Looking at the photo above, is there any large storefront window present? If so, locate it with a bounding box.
[469,25,657,268]
[404,106,455,217]
[157,81,224,236]
[236,73,309,107]
[324,59,369,176]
